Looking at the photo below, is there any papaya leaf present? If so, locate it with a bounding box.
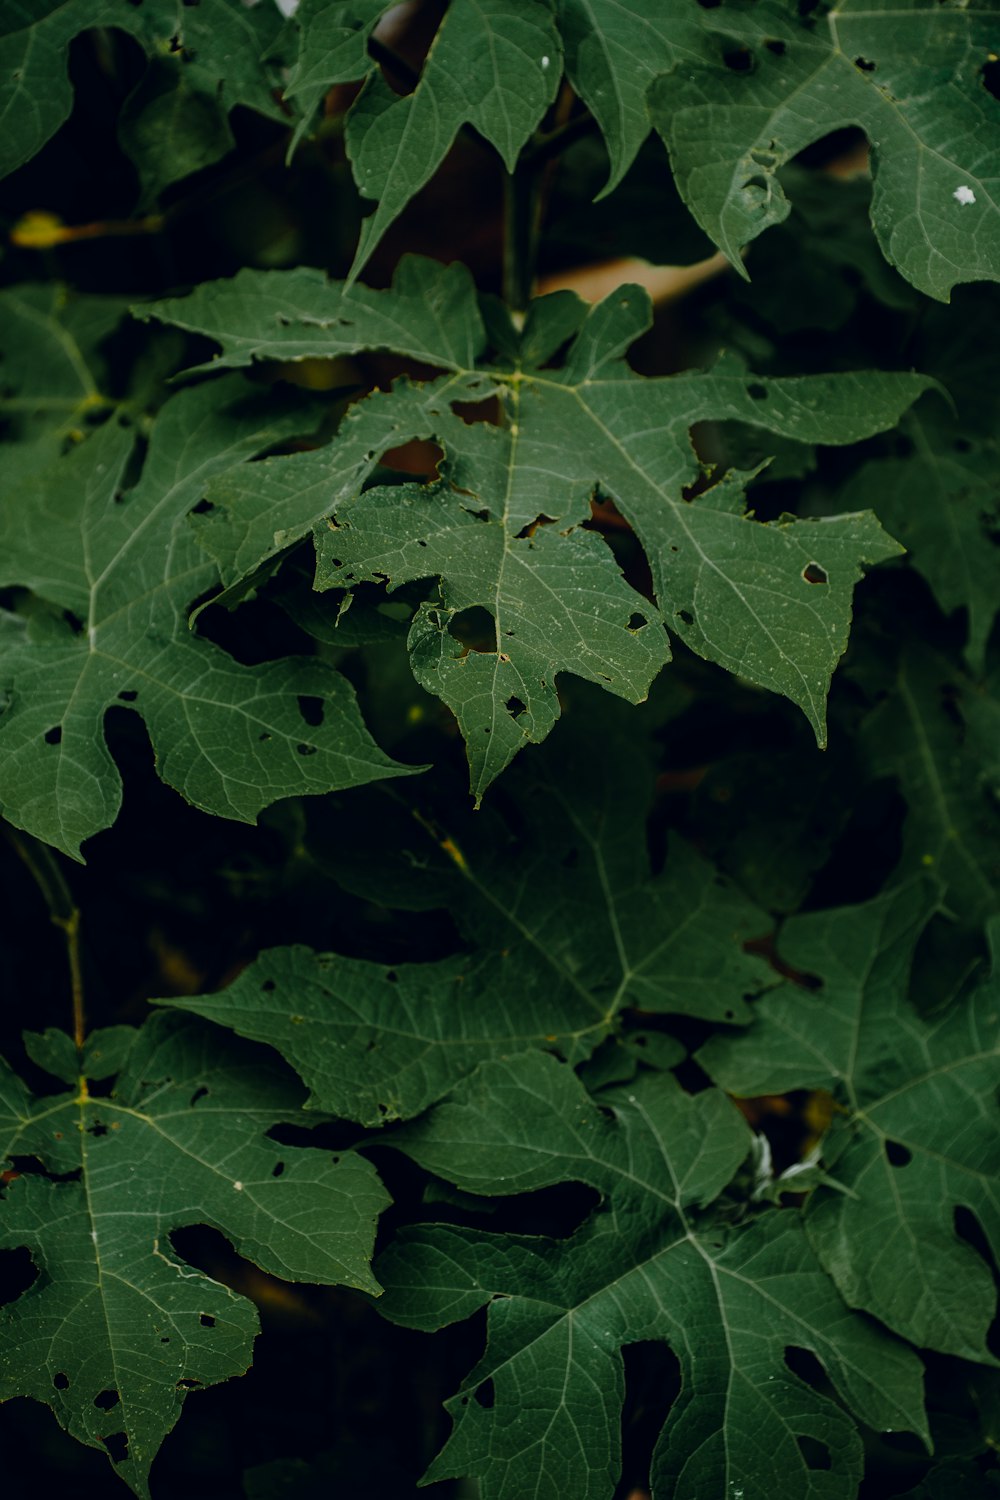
[848,414,1000,675]
[0,1011,389,1498]
[145,264,934,794]
[699,882,1000,1362]
[376,1051,928,1500]
[160,718,771,1123]
[0,0,290,194]
[652,0,1000,301]
[861,649,1000,926]
[0,375,414,859]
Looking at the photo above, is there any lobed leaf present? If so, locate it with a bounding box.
[148,264,933,794]
[377,1051,928,1500]
[0,1012,388,1497]
[653,0,1000,301]
[162,718,772,1123]
[0,375,414,859]
[0,0,290,195]
[700,882,1000,1361]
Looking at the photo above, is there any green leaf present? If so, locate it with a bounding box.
[139,254,487,377]
[342,0,561,280]
[377,1051,927,1500]
[0,0,290,192]
[0,1011,389,1498]
[860,648,1000,925]
[849,414,1000,675]
[0,375,414,859]
[0,284,129,487]
[149,265,932,790]
[162,716,771,1123]
[699,882,1000,1362]
[555,0,711,195]
[652,1,1000,300]
[117,59,236,206]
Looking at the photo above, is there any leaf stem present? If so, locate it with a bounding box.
[3,825,86,1048]
[503,160,541,315]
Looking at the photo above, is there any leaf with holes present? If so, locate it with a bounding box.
[0,0,291,192]
[375,1050,927,1500]
[148,264,932,792]
[0,374,413,859]
[158,715,771,1122]
[699,881,1000,1361]
[652,1,1000,301]
[0,1011,388,1499]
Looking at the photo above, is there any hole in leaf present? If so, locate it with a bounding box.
[505,696,526,717]
[983,58,1000,100]
[448,605,496,653]
[784,1345,826,1389]
[101,1432,129,1464]
[802,562,828,584]
[272,1161,285,1177]
[723,47,754,72]
[191,498,214,515]
[117,690,138,702]
[854,56,876,71]
[94,1389,119,1411]
[385,970,398,983]
[473,1379,495,1408]
[176,1378,202,1390]
[262,979,276,993]
[884,1139,912,1167]
[87,1121,108,1137]
[765,38,786,55]
[53,1371,70,1390]
[797,1436,832,1470]
[297,743,318,756]
[748,383,768,400]
[190,1087,208,1106]
[627,613,647,630]
[44,726,62,745]
[258,732,271,742]
[297,694,324,727]
[199,1314,215,1327]
[618,1341,682,1497]
[676,610,693,627]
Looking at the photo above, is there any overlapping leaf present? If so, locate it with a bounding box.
[375,1050,927,1500]
[0,284,129,487]
[0,0,290,193]
[162,718,771,1124]
[860,649,1000,926]
[283,0,560,278]
[0,1012,389,1498]
[849,414,1000,674]
[145,261,932,793]
[700,882,1000,1361]
[0,375,412,859]
[652,0,1000,301]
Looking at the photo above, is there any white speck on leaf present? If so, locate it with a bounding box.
[233,1181,243,1191]
[953,185,976,205]
[541,56,550,69]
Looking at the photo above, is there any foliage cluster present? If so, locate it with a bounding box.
[1,2,999,1497]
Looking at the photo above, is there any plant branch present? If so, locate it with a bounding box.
[3,824,86,1049]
